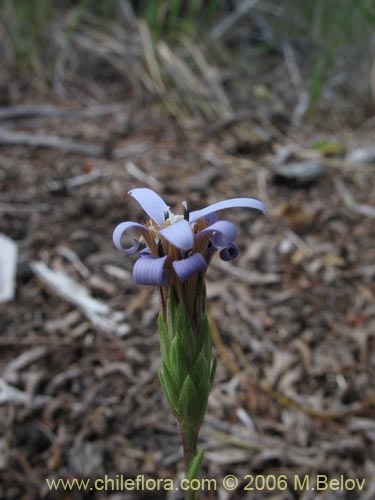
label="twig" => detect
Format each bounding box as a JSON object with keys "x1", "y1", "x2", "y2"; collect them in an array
[
  {"x1": 139, "y1": 20, "x2": 165, "y2": 94},
  {"x1": 49, "y1": 169, "x2": 103, "y2": 192},
  {"x1": 210, "y1": 315, "x2": 375, "y2": 420},
  {"x1": 57, "y1": 246, "x2": 91, "y2": 279},
  {"x1": 335, "y1": 178, "x2": 375, "y2": 218},
  {"x1": 158, "y1": 42, "x2": 206, "y2": 96},
  {"x1": 112, "y1": 143, "x2": 149, "y2": 160},
  {"x1": 0, "y1": 203, "x2": 49, "y2": 213},
  {"x1": 0, "y1": 378, "x2": 49, "y2": 407},
  {"x1": 281, "y1": 38, "x2": 309, "y2": 125},
  {"x1": 281, "y1": 39, "x2": 302, "y2": 88},
  {"x1": 125, "y1": 161, "x2": 162, "y2": 189},
  {"x1": 119, "y1": 0, "x2": 138, "y2": 29},
  {"x1": 210, "y1": 0, "x2": 259, "y2": 40},
  {"x1": 281, "y1": 224, "x2": 314, "y2": 256},
  {"x1": 30, "y1": 261, "x2": 130, "y2": 336},
  {"x1": 213, "y1": 260, "x2": 280, "y2": 285},
  {"x1": 0, "y1": 128, "x2": 104, "y2": 157},
  {"x1": 0, "y1": 234, "x2": 18, "y2": 303},
  {"x1": 4, "y1": 347, "x2": 48, "y2": 380},
  {"x1": 209, "y1": 313, "x2": 240, "y2": 376},
  {"x1": 204, "y1": 428, "x2": 262, "y2": 452},
  {"x1": 0, "y1": 103, "x2": 129, "y2": 121},
  {"x1": 232, "y1": 342, "x2": 375, "y2": 420},
  {"x1": 287, "y1": 148, "x2": 373, "y2": 172},
  {"x1": 182, "y1": 38, "x2": 232, "y2": 115},
  {"x1": 203, "y1": 111, "x2": 253, "y2": 137}
]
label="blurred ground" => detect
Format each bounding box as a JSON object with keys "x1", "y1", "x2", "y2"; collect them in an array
[{"x1": 1, "y1": 4, "x2": 375, "y2": 500}]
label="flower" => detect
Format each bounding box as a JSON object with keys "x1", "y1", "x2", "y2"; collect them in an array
[
  {"x1": 113, "y1": 188, "x2": 265, "y2": 289},
  {"x1": 113, "y1": 188, "x2": 265, "y2": 479}
]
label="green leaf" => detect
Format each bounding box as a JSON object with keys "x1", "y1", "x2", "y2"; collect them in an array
[
  {"x1": 191, "y1": 351, "x2": 210, "y2": 404},
  {"x1": 199, "y1": 313, "x2": 212, "y2": 361},
  {"x1": 178, "y1": 374, "x2": 201, "y2": 426},
  {"x1": 169, "y1": 336, "x2": 188, "y2": 388},
  {"x1": 210, "y1": 357, "x2": 217, "y2": 388},
  {"x1": 167, "y1": 288, "x2": 178, "y2": 340},
  {"x1": 313, "y1": 140, "x2": 346, "y2": 156},
  {"x1": 192, "y1": 351, "x2": 209, "y2": 383},
  {"x1": 176, "y1": 302, "x2": 196, "y2": 367},
  {"x1": 187, "y1": 449, "x2": 205, "y2": 481},
  {"x1": 158, "y1": 371, "x2": 178, "y2": 415},
  {"x1": 158, "y1": 313, "x2": 169, "y2": 364},
  {"x1": 162, "y1": 361, "x2": 179, "y2": 406}
]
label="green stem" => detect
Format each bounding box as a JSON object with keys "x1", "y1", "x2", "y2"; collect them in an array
[
  {"x1": 181, "y1": 424, "x2": 198, "y2": 470},
  {"x1": 181, "y1": 424, "x2": 199, "y2": 500}
]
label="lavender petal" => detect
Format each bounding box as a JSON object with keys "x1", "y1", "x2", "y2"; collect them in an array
[
  {"x1": 197, "y1": 220, "x2": 238, "y2": 249},
  {"x1": 173, "y1": 253, "x2": 207, "y2": 282},
  {"x1": 133, "y1": 255, "x2": 168, "y2": 286},
  {"x1": 129, "y1": 188, "x2": 169, "y2": 227},
  {"x1": 189, "y1": 197, "x2": 266, "y2": 222},
  {"x1": 159, "y1": 220, "x2": 194, "y2": 251},
  {"x1": 220, "y1": 243, "x2": 239, "y2": 261},
  {"x1": 138, "y1": 248, "x2": 153, "y2": 258},
  {"x1": 112, "y1": 221, "x2": 148, "y2": 254},
  {"x1": 204, "y1": 212, "x2": 218, "y2": 225}
]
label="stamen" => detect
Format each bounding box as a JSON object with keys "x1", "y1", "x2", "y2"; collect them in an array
[
  {"x1": 183, "y1": 201, "x2": 189, "y2": 221},
  {"x1": 181, "y1": 249, "x2": 193, "y2": 259}
]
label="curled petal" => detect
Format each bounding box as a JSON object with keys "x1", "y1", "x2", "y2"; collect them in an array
[
  {"x1": 159, "y1": 220, "x2": 194, "y2": 251},
  {"x1": 204, "y1": 212, "x2": 218, "y2": 225},
  {"x1": 133, "y1": 255, "x2": 168, "y2": 286},
  {"x1": 113, "y1": 221, "x2": 148, "y2": 254},
  {"x1": 220, "y1": 243, "x2": 239, "y2": 261},
  {"x1": 173, "y1": 253, "x2": 207, "y2": 282},
  {"x1": 138, "y1": 248, "x2": 152, "y2": 258},
  {"x1": 129, "y1": 188, "x2": 169, "y2": 227},
  {"x1": 197, "y1": 220, "x2": 238, "y2": 249},
  {"x1": 189, "y1": 197, "x2": 266, "y2": 222}
]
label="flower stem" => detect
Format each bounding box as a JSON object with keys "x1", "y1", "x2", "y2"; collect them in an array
[
  {"x1": 181, "y1": 424, "x2": 199, "y2": 500},
  {"x1": 181, "y1": 424, "x2": 198, "y2": 471}
]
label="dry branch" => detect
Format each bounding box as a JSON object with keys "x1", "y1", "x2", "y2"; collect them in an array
[
  {"x1": 0, "y1": 378, "x2": 49, "y2": 407},
  {"x1": 335, "y1": 178, "x2": 375, "y2": 218},
  {"x1": 210, "y1": 0, "x2": 259, "y2": 40},
  {"x1": 0, "y1": 127, "x2": 104, "y2": 156},
  {"x1": 30, "y1": 261, "x2": 130, "y2": 336},
  {"x1": 0, "y1": 234, "x2": 18, "y2": 303},
  {"x1": 125, "y1": 161, "x2": 162, "y2": 189},
  {"x1": 0, "y1": 103, "x2": 129, "y2": 121}
]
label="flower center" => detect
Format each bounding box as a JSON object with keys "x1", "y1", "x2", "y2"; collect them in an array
[{"x1": 166, "y1": 213, "x2": 184, "y2": 224}]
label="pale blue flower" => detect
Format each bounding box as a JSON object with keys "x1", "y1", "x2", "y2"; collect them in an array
[{"x1": 113, "y1": 188, "x2": 265, "y2": 286}]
